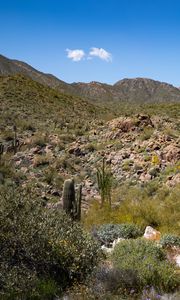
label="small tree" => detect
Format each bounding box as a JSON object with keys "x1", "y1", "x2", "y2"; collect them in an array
[{"x1": 97, "y1": 157, "x2": 113, "y2": 208}]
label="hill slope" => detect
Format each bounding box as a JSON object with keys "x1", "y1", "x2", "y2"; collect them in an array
[
  {"x1": 0, "y1": 74, "x2": 107, "y2": 136},
  {"x1": 0, "y1": 54, "x2": 75, "y2": 94}
]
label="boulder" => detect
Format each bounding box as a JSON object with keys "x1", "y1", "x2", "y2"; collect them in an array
[
  {"x1": 135, "y1": 114, "x2": 154, "y2": 128},
  {"x1": 175, "y1": 255, "x2": 180, "y2": 267},
  {"x1": 112, "y1": 238, "x2": 125, "y2": 249},
  {"x1": 166, "y1": 173, "x2": 180, "y2": 187},
  {"x1": 163, "y1": 145, "x2": 180, "y2": 162},
  {"x1": 139, "y1": 173, "x2": 152, "y2": 182},
  {"x1": 143, "y1": 226, "x2": 161, "y2": 241},
  {"x1": 101, "y1": 238, "x2": 125, "y2": 254},
  {"x1": 68, "y1": 145, "x2": 84, "y2": 156}
]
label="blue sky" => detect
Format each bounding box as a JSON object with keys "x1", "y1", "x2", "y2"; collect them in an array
[{"x1": 1, "y1": 0, "x2": 180, "y2": 86}]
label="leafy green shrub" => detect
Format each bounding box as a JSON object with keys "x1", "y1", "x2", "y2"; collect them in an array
[
  {"x1": 0, "y1": 185, "x2": 100, "y2": 298},
  {"x1": 96, "y1": 223, "x2": 143, "y2": 246},
  {"x1": 112, "y1": 238, "x2": 179, "y2": 293},
  {"x1": 160, "y1": 234, "x2": 180, "y2": 248}
]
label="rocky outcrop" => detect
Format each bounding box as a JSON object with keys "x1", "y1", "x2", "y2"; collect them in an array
[{"x1": 143, "y1": 226, "x2": 161, "y2": 241}]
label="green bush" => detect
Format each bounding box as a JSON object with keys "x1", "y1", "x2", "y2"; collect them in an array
[
  {"x1": 96, "y1": 223, "x2": 143, "y2": 246},
  {"x1": 112, "y1": 238, "x2": 179, "y2": 293},
  {"x1": 0, "y1": 185, "x2": 100, "y2": 299},
  {"x1": 160, "y1": 234, "x2": 180, "y2": 248}
]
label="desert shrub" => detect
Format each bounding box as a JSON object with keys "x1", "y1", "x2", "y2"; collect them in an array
[
  {"x1": 84, "y1": 143, "x2": 97, "y2": 152},
  {"x1": 151, "y1": 154, "x2": 161, "y2": 166},
  {"x1": 33, "y1": 153, "x2": 52, "y2": 167},
  {"x1": 0, "y1": 156, "x2": 14, "y2": 182},
  {"x1": 43, "y1": 166, "x2": 57, "y2": 184},
  {"x1": 160, "y1": 234, "x2": 180, "y2": 248},
  {"x1": 96, "y1": 223, "x2": 143, "y2": 246},
  {"x1": 92, "y1": 265, "x2": 139, "y2": 295},
  {"x1": 139, "y1": 127, "x2": 154, "y2": 141},
  {"x1": 31, "y1": 133, "x2": 48, "y2": 147},
  {"x1": 141, "y1": 287, "x2": 180, "y2": 300},
  {"x1": 0, "y1": 185, "x2": 100, "y2": 299},
  {"x1": 118, "y1": 183, "x2": 179, "y2": 233},
  {"x1": 59, "y1": 133, "x2": 75, "y2": 143},
  {"x1": 112, "y1": 238, "x2": 179, "y2": 293},
  {"x1": 83, "y1": 201, "x2": 115, "y2": 230},
  {"x1": 83, "y1": 183, "x2": 159, "y2": 230},
  {"x1": 83, "y1": 183, "x2": 180, "y2": 235}
]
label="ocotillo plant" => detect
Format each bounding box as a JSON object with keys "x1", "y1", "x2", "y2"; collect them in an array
[
  {"x1": 62, "y1": 179, "x2": 82, "y2": 221},
  {"x1": 97, "y1": 157, "x2": 112, "y2": 208}
]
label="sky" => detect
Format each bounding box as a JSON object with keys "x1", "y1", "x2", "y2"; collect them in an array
[{"x1": 1, "y1": 0, "x2": 180, "y2": 86}]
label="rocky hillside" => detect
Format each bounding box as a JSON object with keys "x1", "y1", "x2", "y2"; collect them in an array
[
  {"x1": 0, "y1": 74, "x2": 179, "y2": 210},
  {"x1": 1, "y1": 54, "x2": 180, "y2": 103}
]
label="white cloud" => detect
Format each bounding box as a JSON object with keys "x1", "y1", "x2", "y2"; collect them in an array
[
  {"x1": 66, "y1": 48, "x2": 85, "y2": 62},
  {"x1": 89, "y1": 47, "x2": 112, "y2": 62}
]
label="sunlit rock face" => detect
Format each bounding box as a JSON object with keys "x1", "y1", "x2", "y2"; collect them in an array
[{"x1": 143, "y1": 226, "x2": 161, "y2": 241}]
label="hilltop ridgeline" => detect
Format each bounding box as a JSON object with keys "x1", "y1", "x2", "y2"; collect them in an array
[{"x1": 1, "y1": 54, "x2": 180, "y2": 103}]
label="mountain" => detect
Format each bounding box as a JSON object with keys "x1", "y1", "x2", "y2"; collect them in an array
[
  {"x1": 0, "y1": 54, "x2": 76, "y2": 95},
  {"x1": 1, "y1": 54, "x2": 180, "y2": 103},
  {"x1": 113, "y1": 78, "x2": 180, "y2": 102},
  {"x1": 72, "y1": 78, "x2": 180, "y2": 103}
]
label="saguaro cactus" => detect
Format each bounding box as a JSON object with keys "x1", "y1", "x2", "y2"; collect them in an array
[
  {"x1": 62, "y1": 179, "x2": 82, "y2": 220},
  {"x1": 12, "y1": 125, "x2": 19, "y2": 154},
  {"x1": 62, "y1": 179, "x2": 75, "y2": 216},
  {"x1": 0, "y1": 143, "x2": 4, "y2": 163},
  {"x1": 76, "y1": 183, "x2": 82, "y2": 221}
]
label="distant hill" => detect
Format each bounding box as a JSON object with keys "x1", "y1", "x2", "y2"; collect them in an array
[
  {"x1": 72, "y1": 78, "x2": 180, "y2": 103},
  {"x1": 1, "y1": 54, "x2": 180, "y2": 103}
]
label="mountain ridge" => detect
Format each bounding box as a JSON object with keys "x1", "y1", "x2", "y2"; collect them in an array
[{"x1": 1, "y1": 53, "x2": 180, "y2": 103}]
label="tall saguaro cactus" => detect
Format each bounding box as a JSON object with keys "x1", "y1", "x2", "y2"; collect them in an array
[
  {"x1": 0, "y1": 143, "x2": 4, "y2": 163},
  {"x1": 62, "y1": 179, "x2": 82, "y2": 221},
  {"x1": 12, "y1": 125, "x2": 19, "y2": 154},
  {"x1": 62, "y1": 179, "x2": 75, "y2": 216},
  {"x1": 76, "y1": 183, "x2": 82, "y2": 221}
]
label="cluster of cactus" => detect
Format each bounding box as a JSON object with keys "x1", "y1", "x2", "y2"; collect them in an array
[
  {"x1": 97, "y1": 157, "x2": 112, "y2": 208},
  {"x1": 0, "y1": 143, "x2": 4, "y2": 163},
  {"x1": 62, "y1": 179, "x2": 82, "y2": 221}
]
